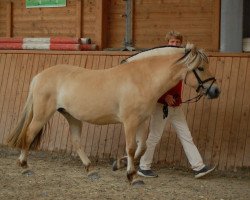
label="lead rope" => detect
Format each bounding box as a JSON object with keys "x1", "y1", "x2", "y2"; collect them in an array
[{"x1": 162, "y1": 94, "x2": 203, "y2": 119}]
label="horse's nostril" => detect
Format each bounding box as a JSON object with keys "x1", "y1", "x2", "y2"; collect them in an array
[
  {"x1": 211, "y1": 88, "x2": 220, "y2": 98},
  {"x1": 215, "y1": 88, "x2": 220, "y2": 96}
]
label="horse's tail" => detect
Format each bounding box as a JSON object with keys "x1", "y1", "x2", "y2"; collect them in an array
[{"x1": 7, "y1": 79, "x2": 43, "y2": 150}]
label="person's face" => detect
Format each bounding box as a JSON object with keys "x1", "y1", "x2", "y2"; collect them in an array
[{"x1": 168, "y1": 38, "x2": 182, "y2": 47}]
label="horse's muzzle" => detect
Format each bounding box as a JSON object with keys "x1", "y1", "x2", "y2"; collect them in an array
[{"x1": 207, "y1": 86, "x2": 220, "y2": 99}]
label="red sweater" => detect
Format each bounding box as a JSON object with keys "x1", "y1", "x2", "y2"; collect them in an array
[{"x1": 157, "y1": 81, "x2": 182, "y2": 107}]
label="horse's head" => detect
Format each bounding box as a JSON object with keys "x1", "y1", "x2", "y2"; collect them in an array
[{"x1": 180, "y1": 43, "x2": 220, "y2": 99}]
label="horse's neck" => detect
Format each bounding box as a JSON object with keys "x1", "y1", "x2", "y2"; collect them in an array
[{"x1": 146, "y1": 55, "x2": 187, "y2": 98}]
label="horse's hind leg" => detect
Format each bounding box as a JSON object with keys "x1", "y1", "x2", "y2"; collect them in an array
[
  {"x1": 18, "y1": 98, "x2": 56, "y2": 168},
  {"x1": 18, "y1": 119, "x2": 49, "y2": 167},
  {"x1": 61, "y1": 112, "x2": 92, "y2": 172}
]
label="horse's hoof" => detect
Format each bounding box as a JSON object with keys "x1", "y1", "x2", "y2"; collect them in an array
[
  {"x1": 87, "y1": 171, "x2": 100, "y2": 181},
  {"x1": 131, "y1": 179, "x2": 145, "y2": 187},
  {"x1": 112, "y1": 160, "x2": 118, "y2": 171},
  {"x1": 17, "y1": 160, "x2": 28, "y2": 168}
]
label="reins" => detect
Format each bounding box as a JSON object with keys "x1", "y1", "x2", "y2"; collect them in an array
[{"x1": 181, "y1": 93, "x2": 203, "y2": 104}]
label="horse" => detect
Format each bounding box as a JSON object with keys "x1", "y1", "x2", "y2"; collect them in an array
[
  {"x1": 7, "y1": 43, "x2": 220, "y2": 186},
  {"x1": 112, "y1": 44, "x2": 220, "y2": 173}
]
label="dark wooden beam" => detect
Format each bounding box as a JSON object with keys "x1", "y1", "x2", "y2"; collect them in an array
[
  {"x1": 95, "y1": 0, "x2": 108, "y2": 50},
  {"x1": 6, "y1": 1, "x2": 12, "y2": 37},
  {"x1": 76, "y1": 0, "x2": 82, "y2": 38}
]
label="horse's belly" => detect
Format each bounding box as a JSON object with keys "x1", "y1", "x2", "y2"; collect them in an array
[
  {"x1": 63, "y1": 104, "x2": 121, "y2": 125},
  {"x1": 83, "y1": 114, "x2": 120, "y2": 125}
]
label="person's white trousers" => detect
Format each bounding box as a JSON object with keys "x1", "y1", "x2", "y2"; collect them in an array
[{"x1": 139, "y1": 103, "x2": 205, "y2": 171}]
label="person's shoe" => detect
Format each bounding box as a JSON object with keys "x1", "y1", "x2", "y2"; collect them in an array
[
  {"x1": 137, "y1": 167, "x2": 158, "y2": 178},
  {"x1": 194, "y1": 165, "x2": 216, "y2": 179}
]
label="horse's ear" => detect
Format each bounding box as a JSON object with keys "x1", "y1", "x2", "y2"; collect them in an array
[
  {"x1": 121, "y1": 59, "x2": 127, "y2": 64},
  {"x1": 185, "y1": 43, "x2": 196, "y2": 54}
]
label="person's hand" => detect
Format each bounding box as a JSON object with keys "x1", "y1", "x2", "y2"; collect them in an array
[{"x1": 165, "y1": 95, "x2": 175, "y2": 106}]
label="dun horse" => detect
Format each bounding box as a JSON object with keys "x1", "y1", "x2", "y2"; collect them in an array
[{"x1": 7, "y1": 44, "x2": 220, "y2": 186}]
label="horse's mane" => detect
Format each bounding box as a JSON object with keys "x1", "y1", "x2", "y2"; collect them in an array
[
  {"x1": 122, "y1": 45, "x2": 185, "y2": 63},
  {"x1": 123, "y1": 43, "x2": 208, "y2": 71},
  {"x1": 176, "y1": 43, "x2": 208, "y2": 70}
]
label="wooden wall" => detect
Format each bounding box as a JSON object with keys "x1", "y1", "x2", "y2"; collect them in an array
[
  {"x1": 0, "y1": 0, "x2": 220, "y2": 51},
  {"x1": 108, "y1": 0, "x2": 220, "y2": 51},
  {"x1": 0, "y1": 50, "x2": 249, "y2": 171}
]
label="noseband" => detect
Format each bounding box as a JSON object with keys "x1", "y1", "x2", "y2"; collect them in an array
[
  {"x1": 192, "y1": 69, "x2": 216, "y2": 95},
  {"x1": 182, "y1": 68, "x2": 216, "y2": 104}
]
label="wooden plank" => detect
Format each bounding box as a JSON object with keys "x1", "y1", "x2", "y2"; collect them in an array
[
  {"x1": 3, "y1": 54, "x2": 27, "y2": 143},
  {"x1": 68, "y1": 54, "x2": 76, "y2": 65},
  {"x1": 197, "y1": 57, "x2": 217, "y2": 159},
  {"x1": 73, "y1": 54, "x2": 82, "y2": 66},
  {"x1": 6, "y1": 1, "x2": 12, "y2": 37},
  {"x1": 226, "y1": 58, "x2": 247, "y2": 169},
  {"x1": 235, "y1": 58, "x2": 250, "y2": 168},
  {"x1": 218, "y1": 58, "x2": 240, "y2": 170},
  {"x1": 0, "y1": 54, "x2": 7, "y2": 143},
  {"x1": 0, "y1": 54, "x2": 18, "y2": 144},
  {"x1": 203, "y1": 57, "x2": 223, "y2": 165},
  {"x1": 243, "y1": 101, "x2": 250, "y2": 167},
  {"x1": 210, "y1": 64, "x2": 230, "y2": 169}
]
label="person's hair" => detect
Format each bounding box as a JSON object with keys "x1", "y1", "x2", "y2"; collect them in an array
[{"x1": 165, "y1": 30, "x2": 183, "y2": 43}]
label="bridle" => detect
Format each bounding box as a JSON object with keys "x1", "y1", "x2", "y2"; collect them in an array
[
  {"x1": 182, "y1": 68, "x2": 216, "y2": 103},
  {"x1": 163, "y1": 66, "x2": 217, "y2": 119}
]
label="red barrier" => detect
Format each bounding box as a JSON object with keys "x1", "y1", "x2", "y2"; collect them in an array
[
  {"x1": 50, "y1": 44, "x2": 80, "y2": 51},
  {"x1": 80, "y1": 44, "x2": 97, "y2": 51},
  {"x1": 0, "y1": 43, "x2": 23, "y2": 50},
  {"x1": 0, "y1": 37, "x2": 96, "y2": 51},
  {"x1": 0, "y1": 37, "x2": 23, "y2": 43},
  {"x1": 50, "y1": 37, "x2": 81, "y2": 44}
]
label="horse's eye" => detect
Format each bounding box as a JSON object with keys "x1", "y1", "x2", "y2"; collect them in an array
[{"x1": 197, "y1": 67, "x2": 204, "y2": 71}]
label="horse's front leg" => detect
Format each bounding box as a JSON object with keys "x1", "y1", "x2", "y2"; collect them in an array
[
  {"x1": 112, "y1": 119, "x2": 149, "y2": 171},
  {"x1": 134, "y1": 118, "x2": 149, "y2": 161},
  {"x1": 124, "y1": 120, "x2": 144, "y2": 186}
]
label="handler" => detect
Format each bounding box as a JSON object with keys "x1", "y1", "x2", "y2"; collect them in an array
[{"x1": 138, "y1": 31, "x2": 215, "y2": 179}]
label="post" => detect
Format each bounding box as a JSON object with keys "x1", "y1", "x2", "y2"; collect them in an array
[
  {"x1": 95, "y1": 0, "x2": 107, "y2": 50},
  {"x1": 124, "y1": 0, "x2": 134, "y2": 49},
  {"x1": 76, "y1": 0, "x2": 82, "y2": 38},
  {"x1": 220, "y1": 0, "x2": 243, "y2": 52},
  {"x1": 6, "y1": 1, "x2": 12, "y2": 37}
]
